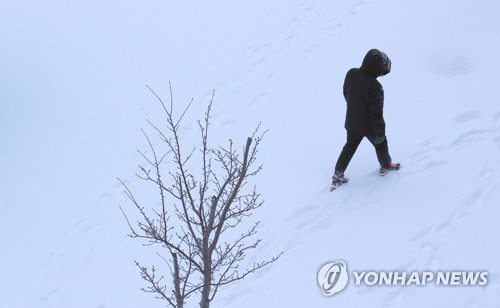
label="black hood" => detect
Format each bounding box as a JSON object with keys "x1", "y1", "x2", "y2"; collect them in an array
[{"x1": 360, "y1": 49, "x2": 391, "y2": 77}]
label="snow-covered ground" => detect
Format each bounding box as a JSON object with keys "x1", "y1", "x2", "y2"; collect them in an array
[{"x1": 2, "y1": 0, "x2": 500, "y2": 307}]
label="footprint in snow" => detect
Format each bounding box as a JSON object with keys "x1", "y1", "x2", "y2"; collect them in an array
[
  {"x1": 350, "y1": 1, "x2": 366, "y2": 15},
  {"x1": 454, "y1": 110, "x2": 481, "y2": 123},
  {"x1": 221, "y1": 119, "x2": 237, "y2": 127},
  {"x1": 448, "y1": 128, "x2": 489, "y2": 148},
  {"x1": 494, "y1": 136, "x2": 500, "y2": 147},
  {"x1": 429, "y1": 54, "x2": 473, "y2": 76}
]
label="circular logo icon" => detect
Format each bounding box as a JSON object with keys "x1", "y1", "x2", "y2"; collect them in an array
[{"x1": 317, "y1": 261, "x2": 349, "y2": 296}]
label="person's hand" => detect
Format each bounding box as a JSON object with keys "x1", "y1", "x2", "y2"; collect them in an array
[{"x1": 373, "y1": 135, "x2": 386, "y2": 144}]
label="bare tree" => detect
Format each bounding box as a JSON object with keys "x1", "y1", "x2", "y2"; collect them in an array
[{"x1": 119, "y1": 84, "x2": 281, "y2": 308}]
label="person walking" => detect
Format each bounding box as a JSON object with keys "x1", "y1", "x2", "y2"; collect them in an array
[{"x1": 331, "y1": 49, "x2": 400, "y2": 190}]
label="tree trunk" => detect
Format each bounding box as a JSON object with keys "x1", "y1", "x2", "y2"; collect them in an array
[
  {"x1": 173, "y1": 253, "x2": 183, "y2": 308},
  {"x1": 200, "y1": 232, "x2": 212, "y2": 308},
  {"x1": 200, "y1": 268, "x2": 211, "y2": 308}
]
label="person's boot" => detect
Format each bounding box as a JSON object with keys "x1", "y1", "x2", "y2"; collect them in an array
[
  {"x1": 331, "y1": 171, "x2": 349, "y2": 191},
  {"x1": 379, "y1": 162, "x2": 401, "y2": 176}
]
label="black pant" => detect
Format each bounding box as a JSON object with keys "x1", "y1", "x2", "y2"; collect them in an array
[{"x1": 335, "y1": 132, "x2": 392, "y2": 173}]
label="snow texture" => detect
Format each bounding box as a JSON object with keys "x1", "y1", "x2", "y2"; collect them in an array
[{"x1": 1, "y1": 0, "x2": 500, "y2": 307}]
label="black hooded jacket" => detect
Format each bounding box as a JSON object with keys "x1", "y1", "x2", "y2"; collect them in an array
[{"x1": 343, "y1": 49, "x2": 391, "y2": 137}]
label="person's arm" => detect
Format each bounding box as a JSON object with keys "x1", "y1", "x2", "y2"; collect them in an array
[
  {"x1": 343, "y1": 78, "x2": 347, "y2": 101},
  {"x1": 368, "y1": 81, "x2": 386, "y2": 141}
]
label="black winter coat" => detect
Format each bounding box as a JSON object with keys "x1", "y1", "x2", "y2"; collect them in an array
[{"x1": 343, "y1": 49, "x2": 391, "y2": 137}]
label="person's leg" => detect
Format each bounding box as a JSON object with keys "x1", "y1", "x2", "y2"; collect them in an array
[
  {"x1": 366, "y1": 135, "x2": 392, "y2": 168},
  {"x1": 335, "y1": 132, "x2": 364, "y2": 174}
]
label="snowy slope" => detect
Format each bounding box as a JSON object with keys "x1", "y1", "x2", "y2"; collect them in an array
[{"x1": 1, "y1": 0, "x2": 500, "y2": 307}]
